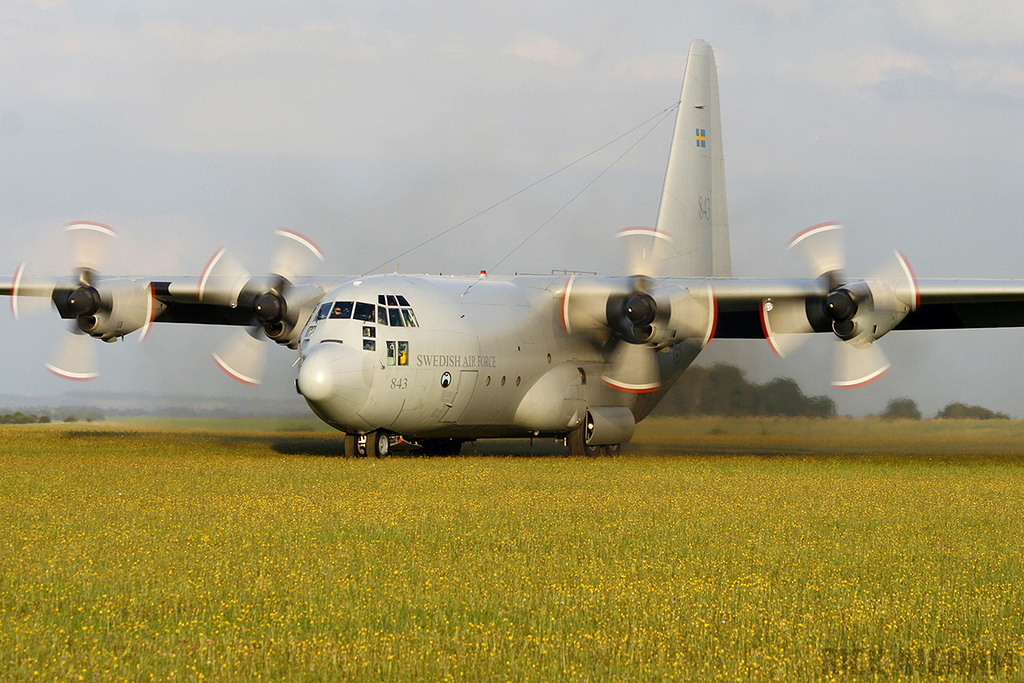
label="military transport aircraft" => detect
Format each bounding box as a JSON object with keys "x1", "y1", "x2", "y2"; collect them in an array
[{"x1": 4, "y1": 40, "x2": 1024, "y2": 456}]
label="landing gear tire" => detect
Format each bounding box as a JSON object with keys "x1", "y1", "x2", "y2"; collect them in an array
[
  {"x1": 367, "y1": 430, "x2": 390, "y2": 458},
  {"x1": 567, "y1": 421, "x2": 602, "y2": 457},
  {"x1": 344, "y1": 434, "x2": 360, "y2": 458}
]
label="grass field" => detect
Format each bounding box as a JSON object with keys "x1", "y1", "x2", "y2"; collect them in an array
[{"x1": 2, "y1": 418, "x2": 1024, "y2": 681}]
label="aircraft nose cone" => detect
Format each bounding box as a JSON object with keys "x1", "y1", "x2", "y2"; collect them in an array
[
  {"x1": 297, "y1": 346, "x2": 336, "y2": 402},
  {"x1": 297, "y1": 343, "x2": 373, "y2": 424}
]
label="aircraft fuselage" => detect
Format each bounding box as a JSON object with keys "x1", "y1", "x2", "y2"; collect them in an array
[{"x1": 295, "y1": 273, "x2": 700, "y2": 441}]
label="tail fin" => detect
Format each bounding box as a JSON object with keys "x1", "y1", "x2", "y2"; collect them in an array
[{"x1": 647, "y1": 40, "x2": 731, "y2": 278}]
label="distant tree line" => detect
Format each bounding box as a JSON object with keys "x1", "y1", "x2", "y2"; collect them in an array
[
  {"x1": 0, "y1": 408, "x2": 105, "y2": 424},
  {"x1": 654, "y1": 363, "x2": 837, "y2": 418},
  {"x1": 881, "y1": 398, "x2": 1010, "y2": 420},
  {"x1": 0, "y1": 412, "x2": 51, "y2": 424},
  {"x1": 655, "y1": 365, "x2": 1014, "y2": 420}
]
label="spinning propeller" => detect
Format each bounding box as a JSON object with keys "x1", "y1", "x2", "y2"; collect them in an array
[
  {"x1": 200, "y1": 229, "x2": 324, "y2": 386},
  {"x1": 13, "y1": 222, "x2": 155, "y2": 381},
  {"x1": 761, "y1": 222, "x2": 918, "y2": 388},
  {"x1": 562, "y1": 227, "x2": 716, "y2": 394}
]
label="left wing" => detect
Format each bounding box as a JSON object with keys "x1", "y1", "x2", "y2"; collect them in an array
[{"x1": 562, "y1": 223, "x2": 1024, "y2": 390}]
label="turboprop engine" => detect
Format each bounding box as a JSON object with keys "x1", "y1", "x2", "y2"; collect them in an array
[
  {"x1": 560, "y1": 228, "x2": 716, "y2": 393},
  {"x1": 12, "y1": 222, "x2": 157, "y2": 380},
  {"x1": 761, "y1": 222, "x2": 918, "y2": 388},
  {"x1": 199, "y1": 229, "x2": 326, "y2": 386}
]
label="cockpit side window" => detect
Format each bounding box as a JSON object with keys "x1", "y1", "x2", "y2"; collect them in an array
[
  {"x1": 354, "y1": 302, "x2": 376, "y2": 322},
  {"x1": 330, "y1": 301, "x2": 353, "y2": 319},
  {"x1": 316, "y1": 302, "x2": 331, "y2": 321}
]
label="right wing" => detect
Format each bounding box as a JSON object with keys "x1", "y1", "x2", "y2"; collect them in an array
[{"x1": 0, "y1": 224, "x2": 346, "y2": 384}]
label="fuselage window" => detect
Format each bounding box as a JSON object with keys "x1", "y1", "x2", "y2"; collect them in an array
[
  {"x1": 387, "y1": 340, "x2": 410, "y2": 365},
  {"x1": 316, "y1": 303, "x2": 331, "y2": 321},
  {"x1": 388, "y1": 308, "x2": 404, "y2": 327},
  {"x1": 331, "y1": 301, "x2": 353, "y2": 319},
  {"x1": 354, "y1": 302, "x2": 375, "y2": 322},
  {"x1": 363, "y1": 339, "x2": 376, "y2": 351},
  {"x1": 401, "y1": 308, "x2": 418, "y2": 327}
]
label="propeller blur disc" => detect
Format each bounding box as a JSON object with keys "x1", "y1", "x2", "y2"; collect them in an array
[
  {"x1": 45, "y1": 326, "x2": 99, "y2": 381},
  {"x1": 212, "y1": 327, "x2": 268, "y2": 387},
  {"x1": 66, "y1": 221, "x2": 116, "y2": 278},
  {"x1": 760, "y1": 297, "x2": 814, "y2": 359},
  {"x1": 832, "y1": 340, "x2": 891, "y2": 390},
  {"x1": 601, "y1": 342, "x2": 661, "y2": 393},
  {"x1": 270, "y1": 229, "x2": 324, "y2": 282},
  {"x1": 198, "y1": 248, "x2": 250, "y2": 305},
  {"x1": 789, "y1": 222, "x2": 844, "y2": 283},
  {"x1": 616, "y1": 226, "x2": 672, "y2": 279},
  {"x1": 10, "y1": 262, "x2": 55, "y2": 321}
]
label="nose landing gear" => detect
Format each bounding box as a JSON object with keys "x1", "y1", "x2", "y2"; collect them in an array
[{"x1": 345, "y1": 430, "x2": 390, "y2": 458}]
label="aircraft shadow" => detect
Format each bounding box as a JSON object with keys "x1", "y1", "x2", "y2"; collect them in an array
[{"x1": 268, "y1": 436, "x2": 572, "y2": 458}]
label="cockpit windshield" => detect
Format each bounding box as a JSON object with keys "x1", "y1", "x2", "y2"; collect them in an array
[
  {"x1": 317, "y1": 296, "x2": 420, "y2": 329},
  {"x1": 330, "y1": 301, "x2": 353, "y2": 319},
  {"x1": 353, "y1": 302, "x2": 376, "y2": 322}
]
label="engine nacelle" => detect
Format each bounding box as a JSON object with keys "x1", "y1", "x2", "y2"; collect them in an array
[
  {"x1": 75, "y1": 278, "x2": 154, "y2": 341},
  {"x1": 262, "y1": 284, "x2": 328, "y2": 348},
  {"x1": 651, "y1": 284, "x2": 716, "y2": 349},
  {"x1": 830, "y1": 278, "x2": 913, "y2": 348},
  {"x1": 561, "y1": 277, "x2": 716, "y2": 350},
  {"x1": 584, "y1": 407, "x2": 636, "y2": 446},
  {"x1": 560, "y1": 276, "x2": 634, "y2": 338}
]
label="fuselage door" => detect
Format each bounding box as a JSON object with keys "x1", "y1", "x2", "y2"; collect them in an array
[{"x1": 440, "y1": 370, "x2": 478, "y2": 424}]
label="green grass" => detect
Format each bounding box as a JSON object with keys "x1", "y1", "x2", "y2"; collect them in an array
[{"x1": 2, "y1": 419, "x2": 1024, "y2": 681}]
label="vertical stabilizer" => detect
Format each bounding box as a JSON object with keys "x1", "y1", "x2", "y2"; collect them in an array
[{"x1": 647, "y1": 40, "x2": 731, "y2": 278}]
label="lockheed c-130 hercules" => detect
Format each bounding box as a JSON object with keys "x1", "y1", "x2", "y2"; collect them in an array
[{"x1": 4, "y1": 40, "x2": 1024, "y2": 456}]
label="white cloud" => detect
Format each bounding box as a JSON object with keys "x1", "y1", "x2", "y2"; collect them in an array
[
  {"x1": 792, "y1": 42, "x2": 1024, "y2": 101},
  {"x1": 504, "y1": 33, "x2": 583, "y2": 68},
  {"x1": 614, "y1": 52, "x2": 689, "y2": 82},
  {"x1": 728, "y1": 0, "x2": 817, "y2": 20},
  {"x1": 901, "y1": 0, "x2": 1024, "y2": 46},
  {"x1": 949, "y1": 56, "x2": 1024, "y2": 98},
  {"x1": 804, "y1": 45, "x2": 937, "y2": 91}
]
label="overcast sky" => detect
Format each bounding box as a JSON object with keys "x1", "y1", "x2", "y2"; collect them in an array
[{"x1": 2, "y1": 0, "x2": 1023, "y2": 417}]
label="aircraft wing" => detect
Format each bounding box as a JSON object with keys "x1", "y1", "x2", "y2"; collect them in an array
[
  {"x1": 564, "y1": 271, "x2": 1024, "y2": 391},
  {"x1": 0, "y1": 225, "x2": 351, "y2": 384},
  {"x1": 708, "y1": 278, "x2": 1024, "y2": 339}
]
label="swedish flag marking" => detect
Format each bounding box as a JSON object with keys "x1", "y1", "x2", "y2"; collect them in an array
[{"x1": 696, "y1": 128, "x2": 706, "y2": 148}]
